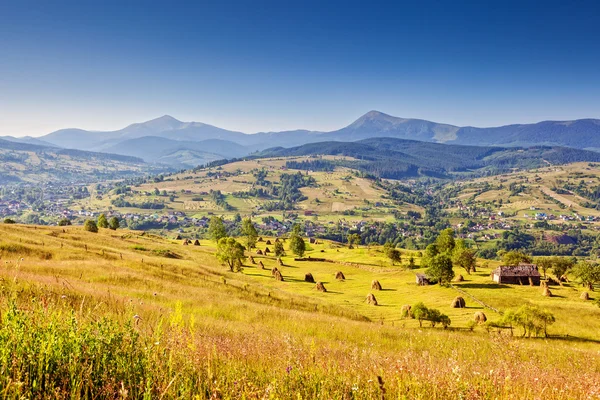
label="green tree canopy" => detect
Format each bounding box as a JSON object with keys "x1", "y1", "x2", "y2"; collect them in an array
[
  {"x1": 241, "y1": 217, "x2": 258, "y2": 249},
  {"x1": 216, "y1": 237, "x2": 245, "y2": 272},
  {"x1": 435, "y1": 228, "x2": 456, "y2": 254},
  {"x1": 108, "y1": 216, "x2": 120, "y2": 230},
  {"x1": 425, "y1": 254, "x2": 454, "y2": 285},
  {"x1": 84, "y1": 220, "x2": 98, "y2": 233},
  {"x1": 502, "y1": 251, "x2": 532, "y2": 267},
  {"x1": 452, "y1": 240, "x2": 476, "y2": 274},
  {"x1": 274, "y1": 241, "x2": 285, "y2": 257},
  {"x1": 97, "y1": 214, "x2": 109, "y2": 229},
  {"x1": 573, "y1": 260, "x2": 600, "y2": 291},
  {"x1": 208, "y1": 216, "x2": 227, "y2": 241},
  {"x1": 289, "y1": 231, "x2": 306, "y2": 257}
]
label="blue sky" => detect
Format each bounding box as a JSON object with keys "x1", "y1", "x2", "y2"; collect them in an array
[{"x1": 1, "y1": 0, "x2": 599, "y2": 137}]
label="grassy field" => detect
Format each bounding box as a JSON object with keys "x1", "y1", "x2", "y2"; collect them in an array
[{"x1": 0, "y1": 223, "x2": 599, "y2": 398}]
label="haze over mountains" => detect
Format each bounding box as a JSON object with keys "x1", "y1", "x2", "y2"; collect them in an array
[{"x1": 28, "y1": 111, "x2": 600, "y2": 167}]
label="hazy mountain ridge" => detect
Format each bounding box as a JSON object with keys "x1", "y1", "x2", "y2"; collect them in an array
[{"x1": 35, "y1": 111, "x2": 600, "y2": 167}]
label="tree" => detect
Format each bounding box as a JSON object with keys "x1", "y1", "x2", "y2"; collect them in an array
[
  {"x1": 425, "y1": 254, "x2": 454, "y2": 285},
  {"x1": 3, "y1": 218, "x2": 15, "y2": 224},
  {"x1": 348, "y1": 233, "x2": 361, "y2": 248},
  {"x1": 502, "y1": 251, "x2": 532, "y2": 267},
  {"x1": 411, "y1": 302, "x2": 429, "y2": 328},
  {"x1": 383, "y1": 242, "x2": 401, "y2": 265},
  {"x1": 452, "y1": 240, "x2": 476, "y2": 275},
  {"x1": 573, "y1": 260, "x2": 600, "y2": 291},
  {"x1": 216, "y1": 237, "x2": 245, "y2": 272},
  {"x1": 84, "y1": 220, "x2": 98, "y2": 233},
  {"x1": 97, "y1": 214, "x2": 109, "y2": 229},
  {"x1": 208, "y1": 216, "x2": 227, "y2": 241},
  {"x1": 241, "y1": 217, "x2": 258, "y2": 249},
  {"x1": 503, "y1": 305, "x2": 555, "y2": 337},
  {"x1": 274, "y1": 241, "x2": 285, "y2": 257},
  {"x1": 534, "y1": 256, "x2": 553, "y2": 278},
  {"x1": 420, "y1": 243, "x2": 439, "y2": 268},
  {"x1": 289, "y1": 232, "x2": 306, "y2": 257},
  {"x1": 58, "y1": 218, "x2": 72, "y2": 226},
  {"x1": 435, "y1": 228, "x2": 455, "y2": 254},
  {"x1": 108, "y1": 216, "x2": 120, "y2": 230},
  {"x1": 551, "y1": 257, "x2": 575, "y2": 280}
]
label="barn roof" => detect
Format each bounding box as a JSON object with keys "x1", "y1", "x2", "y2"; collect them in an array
[{"x1": 492, "y1": 264, "x2": 541, "y2": 277}]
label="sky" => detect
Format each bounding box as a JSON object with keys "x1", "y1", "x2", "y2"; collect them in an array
[{"x1": 1, "y1": 0, "x2": 600, "y2": 137}]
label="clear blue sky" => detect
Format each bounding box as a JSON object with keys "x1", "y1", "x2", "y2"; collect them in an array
[{"x1": 1, "y1": 0, "x2": 599, "y2": 137}]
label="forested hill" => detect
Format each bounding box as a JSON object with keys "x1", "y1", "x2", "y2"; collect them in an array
[{"x1": 258, "y1": 138, "x2": 600, "y2": 179}]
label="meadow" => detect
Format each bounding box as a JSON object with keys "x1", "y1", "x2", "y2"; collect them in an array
[{"x1": 0, "y1": 223, "x2": 599, "y2": 398}]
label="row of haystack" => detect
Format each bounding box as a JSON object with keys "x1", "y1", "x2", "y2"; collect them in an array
[{"x1": 182, "y1": 239, "x2": 201, "y2": 246}]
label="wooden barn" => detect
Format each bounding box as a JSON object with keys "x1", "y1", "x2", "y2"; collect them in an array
[
  {"x1": 492, "y1": 264, "x2": 541, "y2": 285},
  {"x1": 415, "y1": 273, "x2": 430, "y2": 286}
]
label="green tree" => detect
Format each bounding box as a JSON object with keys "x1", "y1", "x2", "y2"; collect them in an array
[
  {"x1": 216, "y1": 237, "x2": 245, "y2": 272},
  {"x1": 348, "y1": 233, "x2": 361, "y2": 248},
  {"x1": 208, "y1": 216, "x2": 227, "y2": 241},
  {"x1": 84, "y1": 220, "x2": 98, "y2": 233},
  {"x1": 551, "y1": 257, "x2": 575, "y2": 280},
  {"x1": 58, "y1": 218, "x2": 72, "y2": 226},
  {"x1": 534, "y1": 256, "x2": 553, "y2": 278},
  {"x1": 452, "y1": 240, "x2": 476, "y2": 274},
  {"x1": 502, "y1": 251, "x2": 532, "y2": 267},
  {"x1": 425, "y1": 254, "x2": 454, "y2": 285},
  {"x1": 3, "y1": 218, "x2": 16, "y2": 224},
  {"x1": 97, "y1": 214, "x2": 109, "y2": 229},
  {"x1": 108, "y1": 216, "x2": 120, "y2": 230},
  {"x1": 573, "y1": 260, "x2": 600, "y2": 291},
  {"x1": 274, "y1": 241, "x2": 285, "y2": 257},
  {"x1": 241, "y1": 217, "x2": 258, "y2": 249},
  {"x1": 503, "y1": 305, "x2": 555, "y2": 337},
  {"x1": 289, "y1": 232, "x2": 306, "y2": 257},
  {"x1": 435, "y1": 228, "x2": 456, "y2": 254},
  {"x1": 384, "y1": 242, "x2": 401, "y2": 265},
  {"x1": 411, "y1": 302, "x2": 429, "y2": 328},
  {"x1": 420, "y1": 243, "x2": 439, "y2": 268}
]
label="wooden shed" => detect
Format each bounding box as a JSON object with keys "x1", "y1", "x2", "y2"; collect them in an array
[{"x1": 492, "y1": 264, "x2": 541, "y2": 286}]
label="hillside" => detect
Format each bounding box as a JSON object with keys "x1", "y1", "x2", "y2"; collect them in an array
[
  {"x1": 0, "y1": 223, "x2": 598, "y2": 397},
  {"x1": 0, "y1": 138, "x2": 162, "y2": 183},
  {"x1": 258, "y1": 138, "x2": 600, "y2": 179}
]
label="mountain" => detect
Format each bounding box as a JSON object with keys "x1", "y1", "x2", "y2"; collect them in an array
[
  {"x1": 101, "y1": 136, "x2": 249, "y2": 166},
  {"x1": 258, "y1": 137, "x2": 600, "y2": 179},
  {"x1": 33, "y1": 111, "x2": 600, "y2": 168},
  {"x1": 0, "y1": 135, "x2": 60, "y2": 147}
]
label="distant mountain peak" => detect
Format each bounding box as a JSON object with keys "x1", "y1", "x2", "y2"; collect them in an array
[{"x1": 362, "y1": 110, "x2": 393, "y2": 119}]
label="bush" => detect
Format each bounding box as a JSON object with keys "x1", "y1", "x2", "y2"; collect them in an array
[
  {"x1": 84, "y1": 220, "x2": 98, "y2": 233},
  {"x1": 58, "y1": 218, "x2": 72, "y2": 226},
  {"x1": 3, "y1": 218, "x2": 15, "y2": 224}
]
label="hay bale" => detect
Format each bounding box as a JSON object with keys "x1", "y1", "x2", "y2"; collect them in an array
[
  {"x1": 451, "y1": 297, "x2": 466, "y2": 308},
  {"x1": 547, "y1": 277, "x2": 559, "y2": 286},
  {"x1": 581, "y1": 291, "x2": 590, "y2": 300},
  {"x1": 265, "y1": 247, "x2": 271, "y2": 253},
  {"x1": 193, "y1": 239, "x2": 200, "y2": 246},
  {"x1": 542, "y1": 287, "x2": 553, "y2": 297},
  {"x1": 275, "y1": 238, "x2": 280, "y2": 243},
  {"x1": 258, "y1": 237, "x2": 264, "y2": 242},
  {"x1": 304, "y1": 273, "x2": 315, "y2": 283},
  {"x1": 560, "y1": 275, "x2": 569, "y2": 283},
  {"x1": 454, "y1": 274, "x2": 464, "y2": 282},
  {"x1": 266, "y1": 240, "x2": 272, "y2": 245},
  {"x1": 335, "y1": 271, "x2": 345, "y2": 280},
  {"x1": 271, "y1": 267, "x2": 278, "y2": 276},
  {"x1": 175, "y1": 235, "x2": 182, "y2": 240},
  {"x1": 256, "y1": 249, "x2": 263, "y2": 255},
  {"x1": 259, "y1": 261, "x2": 265, "y2": 270},
  {"x1": 277, "y1": 257, "x2": 283, "y2": 266},
  {"x1": 371, "y1": 280, "x2": 382, "y2": 291},
  {"x1": 474, "y1": 311, "x2": 487, "y2": 324},
  {"x1": 315, "y1": 281, "x2": 327, "y2": 292},
  {"x1": 366, "y1": 293, "x2": 378, "y2": 306},
  {"x1": 249, "y1": 256, "x2": 256, "y2": 264},
  {"x1": 183, "y1": 239, "x2": 190, "y2": 245},
  {"x1": 541, "y1": 280, "x2": 548, "y2": 288},
  {"x1": 273, "y1": 269, "x2": 284, "y2": 281},
  {"x1": 400, "y1": 304, "x2": 411, "y2": 318}
]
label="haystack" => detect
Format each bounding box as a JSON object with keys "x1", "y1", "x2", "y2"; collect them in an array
[
  {"x1": 542, "y1": 287, "x2": 553, "y2": 297},
  {"x1": 265, "y1": 247, "x2": 271, "y2": 254},
  {"x1": 259, "y1": 261, "x2": 265, "y2": 270},
  {"x1": 273, "y1": 269, "x2": 284, "y2": 281},
  {"x1": 474, "y1": 311, "x2": 487, "y2": 324},
  {"x1": 266, "y1": 240, "x2": 272, "y2": 245},
  {"x1": 315, "y1": 282, "x2": 327, "y2": 292},
  {"x1": 256, "y1": 249, "x2": 263, "y2": 255},
  {"x1": 175, "y1": 235, "x2": 182, "y2": 240},
  {"x1": 451, "y1": 296, "x2": 466, "y2": 308},
  {"x1": 547, "y1": 277, "x2": 559, "y2": 286},
  {"x1": 277, "y1": 257, "x2": 283, "y2": 266},
  {"x1": 275, "y1": 238, "x2": 280, "y2": 243},
  {"x1": 258, "y1": 237, "x2": 264, "y2": 242},
  {"x1": 183, "y1": 239, "x2": 190, "y2": 245},
  {"x1": 304, "y1": 273, "x2": 315, "y2": 283},
  {"x1": 454, "y1": 275, "x2": 464, "y2": 282},
  {"x1": 400, "y1": 304, "x2": 411, "y2": 318},
  {"x1": 366, "y1": 293, "x2": 378, "y2": 306},
  {"x1": 193, "y1": 239, "x2": 200, "y2": 246},
  {"x1": 541, "y1": 280, "x2": 548, "y2": 288},
  {"x1": 560, "y1": 275, "x2": 569, "y2": 283},
  {"x1": 581, "y1": 291, "x2": 590, "y2": 300},
  {"x1": 371, "y1": 280, "x2": 382, "y2": 291},
  {"x1": 271, "y1": 267, "x2": 279, "y2": 276},
  {"x1": 249, "y1": 256, "x2": 256, "y2": 264},
  {"x1": 335, "y1": 271, "x2": 346, "y2": 280}
]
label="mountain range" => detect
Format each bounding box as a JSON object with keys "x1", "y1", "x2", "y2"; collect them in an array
[{"x1": 24, "y1": 111, "x2": 600, "y2": 167}]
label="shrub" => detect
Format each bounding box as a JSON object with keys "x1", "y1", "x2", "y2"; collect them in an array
[
  {"x1": 3, "y1": 218, "x2": 15, "y2": 224},
  {"x1": 84, "y1": 220, "x2": 98, "y2": 233}
]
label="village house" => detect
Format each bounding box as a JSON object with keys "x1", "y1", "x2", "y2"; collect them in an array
[{"x1": 491, "y1": 264, "x2": 541, "y2": 286}]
